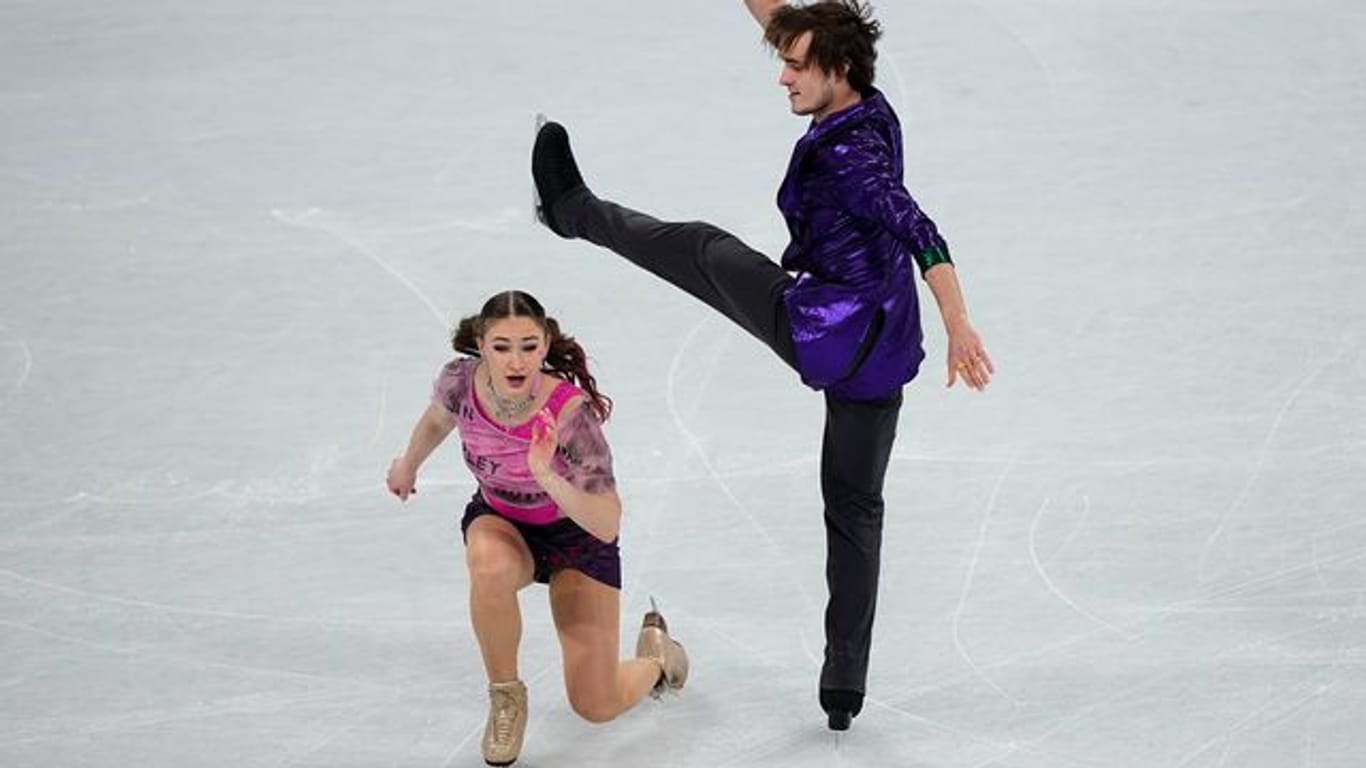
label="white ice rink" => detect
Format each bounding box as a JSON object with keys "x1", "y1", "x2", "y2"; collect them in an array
[{"x1": 3, "y1": 1, "x2": 1365, "y2": 766}]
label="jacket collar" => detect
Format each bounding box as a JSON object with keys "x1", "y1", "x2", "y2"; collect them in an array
[{"x1": 802, "y1": 87, "x2": 886, "y2": 145}]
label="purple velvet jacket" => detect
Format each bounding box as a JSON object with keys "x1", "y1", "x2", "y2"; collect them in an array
[{"x1": 778, "y1": 88, "x2": 950, "y2": 400}]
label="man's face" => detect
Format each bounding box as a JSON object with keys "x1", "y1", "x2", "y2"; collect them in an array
[{"x1": 777, "y1": 31, "x2": 849, "y2": 121}]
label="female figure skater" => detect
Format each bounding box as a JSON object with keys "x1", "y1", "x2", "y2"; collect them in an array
[{"x1": 386, "y1": 290, "x2": 687, "y2": 766}]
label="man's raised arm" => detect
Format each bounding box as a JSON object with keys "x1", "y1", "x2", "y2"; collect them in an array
[{"x1": 744, "y1": 0, "x2": 787, "y2": 28}]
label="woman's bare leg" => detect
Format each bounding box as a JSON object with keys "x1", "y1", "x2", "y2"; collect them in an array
[
  {"x1": 465, "y1": 514, "x2": 536, "y2": 682},
  {"x1": 548, "y1": 569, "x2": 660, "y2": 723}
]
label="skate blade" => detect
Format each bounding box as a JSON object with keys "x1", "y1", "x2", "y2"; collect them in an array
[
  {"x1": 643, "y1": 595, "x2": 667, "y2": 631},
  {"x1": 532, "y1": 112, "x2": 550, "y2": 225}
]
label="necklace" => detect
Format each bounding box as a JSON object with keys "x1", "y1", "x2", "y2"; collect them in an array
[{"x1": 485, "y1": 368, "x2": 539, "y2": 422}]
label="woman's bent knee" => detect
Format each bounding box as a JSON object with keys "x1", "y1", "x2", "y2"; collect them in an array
[
  {"x1": 466, "y1": 541, "x2": 527, "y2": 591},
  {"x1": 568, "y1": 691, "x2": 620, "y2": 724}
]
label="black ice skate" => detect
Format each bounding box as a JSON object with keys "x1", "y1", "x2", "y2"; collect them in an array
[
  {"x1": 820, "y1": 688, "x2": 864, "y2": 731},
  {"x1": 531, "y1": 116, "x2": 587, "y2": 238}
]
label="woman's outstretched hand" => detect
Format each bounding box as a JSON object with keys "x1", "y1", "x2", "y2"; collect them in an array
[{"x1": 387, "y1": 457, "x2": 418, "y2": 501}]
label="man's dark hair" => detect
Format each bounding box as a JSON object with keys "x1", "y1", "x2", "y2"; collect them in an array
[{"x1": 764, "y1": 1, "x2": 882, "y2": 93}]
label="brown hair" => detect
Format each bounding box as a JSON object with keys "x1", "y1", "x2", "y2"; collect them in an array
[
  {"x1": 452, "y1": 290, "x2": 613, "y2": 422},
  {"x1": 764, "y1": 1, "x2": 882, "y2": 94}
]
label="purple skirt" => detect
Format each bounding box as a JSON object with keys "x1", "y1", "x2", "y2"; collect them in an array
[{"x1": 460, "y1": 493, "x2": 622, "y2": 590}]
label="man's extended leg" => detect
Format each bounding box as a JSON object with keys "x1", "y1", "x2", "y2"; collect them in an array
[{"x1": 534, "y1": 121, "x2": 796, "y2": 368}]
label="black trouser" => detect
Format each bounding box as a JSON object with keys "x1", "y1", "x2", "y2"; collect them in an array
[
  {"x1": 818, "y1": 389, "x2": 901, "y2": 698},
  {"x1": 558, "y1": 190, "x2": 903, "y2": 698}
]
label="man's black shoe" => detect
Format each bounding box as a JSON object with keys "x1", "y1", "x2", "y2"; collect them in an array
[
  {"x1": 820, "y1": 688, "x2": 864, "y2": 732},
  {"x1": 531, "y1": 120, "x2": 587, "y2": 238}
]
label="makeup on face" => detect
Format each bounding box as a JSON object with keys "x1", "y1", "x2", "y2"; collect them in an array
[{"x1": 481, "y1": 316, "x2": 548, "y2": 393}]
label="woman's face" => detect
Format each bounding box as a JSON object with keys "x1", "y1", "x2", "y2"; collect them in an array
[{"x1": 478, "y1": 315, "x2": 548, "y2": 395}]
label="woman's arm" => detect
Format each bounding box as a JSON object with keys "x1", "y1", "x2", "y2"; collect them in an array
[
  {"x1": 532, "y1": 465, "x2": 622, "y2": 543},
  {"x1": 387, "y1": 404, "x2": 456, "y2": 500},
  {"x1": 526, "y1": 401, "x2": 622, "y2": 542}
]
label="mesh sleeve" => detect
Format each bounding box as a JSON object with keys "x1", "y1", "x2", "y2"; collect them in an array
[
  {"x1": 431, "y1": 358, "x2": 475, "y2": 421},
  {"x1": 555, "y1": 404, "x2": 616, "y2": 495}
]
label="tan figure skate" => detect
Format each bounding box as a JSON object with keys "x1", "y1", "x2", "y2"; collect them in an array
[
  {"x1": 481, "y1": 679, "x2": 527, "y2": 766},
  {"x1": 635, "y1": 597, "x2": 689, "y2": 699}
]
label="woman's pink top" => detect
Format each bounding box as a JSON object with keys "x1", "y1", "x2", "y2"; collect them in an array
[{"x1": 431, "y1": 358, "x2": 616, "y2": 525}]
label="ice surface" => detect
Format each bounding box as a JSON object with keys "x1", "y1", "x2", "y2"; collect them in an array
[{"x1": 3, "y1": 1, "x2": 1365, "y2": 766}]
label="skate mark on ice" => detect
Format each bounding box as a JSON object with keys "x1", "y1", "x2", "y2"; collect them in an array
[
  {"x1": 665, "y1": 318, "x2": 780, "y2": 555},
  {"x1": 270, "y1": 208, "x2": 447, "y2": 329},
  {"x1": 666, "y1": 317, "x2": 831, "y2": 630},
  {"x1": 1028, "y1": 496, "x2": 1130, "y2": 638},
  {"x1": 277, "y1": 692, "x2": 402, "y2": 768},
  {"x1": 2, "y1": 687, "x2": 393, "y2": 747},
  {"x1": 0, "y1": 331, "x2": 33, "y2": 406},
  {"x1": 1173, "y1": 676, "x2": 1340, "y2": 768},
  {"x1": 0, "y1": 567, "x2": 459, "y2": 629},
  {"x1": 1198, "y1": 346, "x2": 1340, "y2": 582},
  {"x1": 964, "y1": 0, "x2": 1061, "y2": 116},
  {"x1": 1186, "y1": 542, "x2": 1366, "y2": 609},
  {"x1": 0, "y1": 618, "x2": 392, "y2": 698},
  {"x1": 861, "y1": 695, "x2": 1100, "y2": 768},
  {"x1": 1029, "y1": 620, "x2": 1335, "y2": 764},
  {"x1": 1042, "y1": 490, "x2": 1092, "y2": 566},
  {"x1": 369, "y1": 370, "x2": 389, "y2": 451},
  {"x1": 951, "y1": 456, "x2": 1020, "y2": 703},
  {"x1": 893, "y1": 544, "x2": 1364, "y2": 717}
]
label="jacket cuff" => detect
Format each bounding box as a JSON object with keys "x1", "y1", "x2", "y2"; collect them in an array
[{"x1": 914, "y1": 243, "x2": 953, "y2": 275}]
